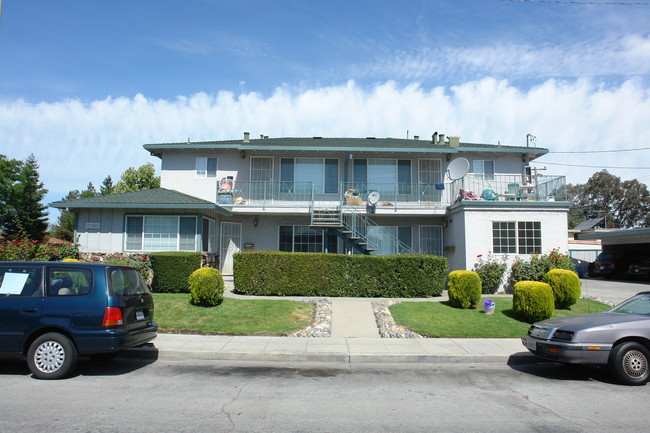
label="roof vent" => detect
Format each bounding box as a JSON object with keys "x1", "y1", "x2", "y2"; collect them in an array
[
  {"x1": 414, "y1": 135, "x2": 419, "y2": 140},
  {"x1": 313, "y1": 136, "x2": 322, "y2": 139},
  {"x1": 449, "y1": 136, "x2": 460, "y2": 147},
  {"x1": 366, "y1": 137, "x2": 376, "y2": 140},
  {"x1": 243, "y1": 132, "x2": 250, "y2": 143}
]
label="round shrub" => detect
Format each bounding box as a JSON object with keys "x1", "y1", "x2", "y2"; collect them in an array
[
  {"x1": 188, "y1": 267, "x2": 224, "y2": 307},
  {"x1": 544, "y1": 269, "x2": 581, "y2": 309},
  {"x1": 513, "y1": 281, "x2": 554, "y2": 323},
  {"x1": 447, "y1": 270, "x2": 482, "y2": 309},
  {"x1": 61, "y1": 258, "x2": 81, "y2": 262}
]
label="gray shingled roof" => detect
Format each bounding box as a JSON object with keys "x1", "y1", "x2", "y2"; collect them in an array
[
  {"x1": 144, "y1": 136, "x2": 549, "y2": 158},
  {"x1": 49, "y1": 188, "x2": 231, "y2": 215}
]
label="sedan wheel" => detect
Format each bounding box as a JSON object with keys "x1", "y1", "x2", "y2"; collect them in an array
[
  {"x1": 27, "y1": 333, "x2": 78, "y2": 380},
  {"x1": 609, "y1": 342, "x2": 650, "y2": 386}
]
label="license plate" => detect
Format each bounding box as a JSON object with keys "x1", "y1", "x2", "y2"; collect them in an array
[{"x1": 136, "y1": 310, "x2": 145, "y2": 321}]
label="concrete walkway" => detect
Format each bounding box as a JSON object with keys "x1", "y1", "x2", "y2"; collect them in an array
[{"x1": 330, "y1": 299, "x2": 379, "y2": 338}]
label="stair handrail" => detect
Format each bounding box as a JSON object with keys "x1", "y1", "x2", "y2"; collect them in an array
[{"x1": 340, "y1": 209, "x2": 415, "y2": 255}]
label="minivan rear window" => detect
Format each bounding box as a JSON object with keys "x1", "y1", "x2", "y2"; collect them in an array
[{"x1": 109, "y1": 268, "x2": 150, "y2": 296}]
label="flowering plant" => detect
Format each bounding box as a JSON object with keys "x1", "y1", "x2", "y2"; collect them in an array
[
  {"x1": 473, "y1": 253, "x2": 508, "y2": 294},
  {"x1": 508, "y1": 248, "x2": 574, "y2": 287},
  {"x1": 0, "y1": 238, "x2": 78, "y2": 262}
]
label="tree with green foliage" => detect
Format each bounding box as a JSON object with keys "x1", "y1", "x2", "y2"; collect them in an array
[
  {"x1": 113, "y1": 163, "x2": 160, "y2": 193},
  {"x1": 0, "y1": 154, "x2": 49, "y2": 240},
  {"x1": 100, "y1": 175, "x2": 114, "y2": 195},
  {"x1": 567, "y1": 170, "x2": 650, "y2": 229}
]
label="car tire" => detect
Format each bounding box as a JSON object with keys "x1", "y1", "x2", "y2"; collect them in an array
[
  {"x1": 608, "y1": 342, "x2": 650, "y2": 386},
  {"x1": 27, "y1": 333, "x2": 78, "y2": 380}
]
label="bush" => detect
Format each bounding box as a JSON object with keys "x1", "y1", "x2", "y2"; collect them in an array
[
  {"x1": 188, "y1": 267, "x2": 224, "y2": 307},
  {"x1": 513, "y1": 281, "x2": 554, "y2": 323},
  {"x1": 473, "y1": 253, "x2": 507, "y2": 294},
  {"x1": 233, "y1": 251, "x2": 448, "y2": 297},
  {"x1": 149, "y1": 252, "x2": 202, "y2": 293},
  {"x1": 544, "y1": 269, "x2": 581, "y2": 308},
  {"x1": 447, "y1": 270, "x2": 482, "y2": 309},
  {"x1": 508, "y1": 248, "x2": 574, "y2": 288},
  {"x1": 0, "y1": 238, "x2": 78, "y2": 261}
]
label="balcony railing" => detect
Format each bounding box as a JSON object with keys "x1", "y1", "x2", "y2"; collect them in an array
[
  {"x1": 450, "y1": 174, "x2": 567, "y2": 202},
  {"x1": 220, "y1": 175, "x2": 567, "y2": 207}
]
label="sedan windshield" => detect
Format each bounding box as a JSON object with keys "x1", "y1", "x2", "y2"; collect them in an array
[{"x1": 609, "y1": 293, "x2": 650, "y2": 316}]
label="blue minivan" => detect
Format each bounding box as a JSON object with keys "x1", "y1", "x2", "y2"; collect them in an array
[{"x1": 0, "y1": 261, "x2": 157, "y2": 379}]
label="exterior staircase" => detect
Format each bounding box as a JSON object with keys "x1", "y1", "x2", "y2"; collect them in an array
[{"x1": 310, "y1": 204, "x2": 414, "y2": 255}]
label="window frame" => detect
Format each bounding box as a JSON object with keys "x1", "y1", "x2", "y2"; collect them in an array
[
  {"x1": 473, "y1": 160, "x2": 495, "y2": 180},
  {"x1": 195, "y1": 157, "x2": 218, "y2": 178},
  {"x1": 279, "y1": 158, "x2": 339, "y2": 194},
  {"x1": 491, "y1": 220, "x2": 541, "y2": 254},
  {"x1": 278, "y1": 225, "x2": 338, "y2": 253},
  {"x1": 125, "y1": 215, "x2": 197, "y2": 252}
]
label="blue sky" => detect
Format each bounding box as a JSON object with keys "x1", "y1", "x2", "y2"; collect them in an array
[{"x1": 1, "y1": 0, "x2": 649, "y2": 221}]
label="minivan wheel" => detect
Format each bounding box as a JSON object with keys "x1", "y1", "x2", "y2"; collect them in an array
[
  {"x1": 27, "y1": 333, "x2": 78, "y2": 380},
  {"x1": 608, "y1": 342, "x2": 650, "y2": 386}
]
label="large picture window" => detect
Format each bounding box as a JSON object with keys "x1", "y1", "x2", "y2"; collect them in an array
[
  {"x1": 126, "y1": 216, "x2": 197, "y2": 251},
  {"x1": 492, "y1": 221, "x2": 541, "y2": 254},
  {"x1": 279, "y1": 226, "x2": 337, "y2": 253},
  {"x1": 280, "y1": 158, "x2": 338, "y2": 194},
  {"x1": 353, "y1": 159, "x2": 411, "y2": 194}
]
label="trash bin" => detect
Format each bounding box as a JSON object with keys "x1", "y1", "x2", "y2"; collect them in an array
[{"x1": 483, "y1": 299, "x2": 495, "y2": 315}]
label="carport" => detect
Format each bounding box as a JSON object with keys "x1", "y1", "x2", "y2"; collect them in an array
[{"x1": 577, "y1": 228, "x2": 650, "y2": 277}]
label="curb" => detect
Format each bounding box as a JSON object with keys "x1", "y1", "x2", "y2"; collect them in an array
[{"x1": 122, "y1": 345, "x2": 538, "y2": 366}]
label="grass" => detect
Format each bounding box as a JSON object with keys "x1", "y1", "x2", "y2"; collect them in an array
[
  {"x1": 390, "y1": 297, "x2": 611, "y2": 338},
  {"x1": 153, "y1": 293, "x2": 314, "y2": 336}
]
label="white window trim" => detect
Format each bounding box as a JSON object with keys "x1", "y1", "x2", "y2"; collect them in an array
[
  {"x1": 195, "y1": 157, "x2": 218, "y2": 178},
  {"x1": 250, "y1": 156, "x2": 274, "y2": 182},
  {"x1": 124, "y1": 215, "x2": 197, "y2": 252}
]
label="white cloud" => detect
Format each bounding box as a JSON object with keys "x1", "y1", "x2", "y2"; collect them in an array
[
  {"x1": 2, "y1": 77, "x2": 649, "y2": 220},
  {"x1": 360, "y1": 34, "x2": 650, "y2": 81}
]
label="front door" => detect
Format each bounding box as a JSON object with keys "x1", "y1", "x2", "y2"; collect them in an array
[{"x1": 220, "y1": 222, "x2": 242, "y2": 275}]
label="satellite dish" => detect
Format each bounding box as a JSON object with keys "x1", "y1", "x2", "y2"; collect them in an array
[
  {"x1": 447, "y1": 158, "x2": 470, "y2": 180},
  {"x1": 367, "y1": 191, "x2": 380, "y2": 205}
]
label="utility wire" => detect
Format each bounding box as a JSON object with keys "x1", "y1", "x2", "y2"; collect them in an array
[
  {"x1": 501, "y1": 0, "x2": 649, "y2": 5},
  {"x1": 550, "y1": 147, "x2": 650, "y2": 154},
  {"x1": 533, "y1": 161, "x2": 650, "y2": 169}
]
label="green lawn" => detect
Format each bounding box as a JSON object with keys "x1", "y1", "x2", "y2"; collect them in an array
[
  {"x1": 153, "y1": 293, "x2": 314, "y2": 336},
  {"x1": 390, "y1": 297, "x2": 611, "y2": 338}
]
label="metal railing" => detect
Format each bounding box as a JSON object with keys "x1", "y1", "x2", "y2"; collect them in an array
[
  {"x1": 221, "y1": 175, "x2": 567, "y2": 207},
  {"x1": 450, "y1": 174, "x2": 567, "y2": 202},
  {"x1": 340, "y1": 209, "x2": 415, "y2": 255},
  {"x1": 220, "y1": 181, "x2": 315, "y2": 207}
]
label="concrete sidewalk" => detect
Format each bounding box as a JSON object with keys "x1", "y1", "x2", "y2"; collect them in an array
[{"x1": 130, "y1": 334, "x2": 534, "y2": 365}]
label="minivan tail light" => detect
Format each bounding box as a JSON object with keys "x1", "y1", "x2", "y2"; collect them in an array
[{"x1": 102, "y1": 307, "x2": 123, "y2": 327}]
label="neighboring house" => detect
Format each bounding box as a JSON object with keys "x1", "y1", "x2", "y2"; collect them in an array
[{"x1": 50, "y1": 133, "x2": 571, "y2": 275}]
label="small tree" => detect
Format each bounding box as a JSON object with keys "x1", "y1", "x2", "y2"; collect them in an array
[{"x1": 113, "y1": 163, "x2": 160, "y2": 193}]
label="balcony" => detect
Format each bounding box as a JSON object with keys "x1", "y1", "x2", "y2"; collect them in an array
[{"x1": 218, "y1": 175, "x2": 567, "y2": 209}]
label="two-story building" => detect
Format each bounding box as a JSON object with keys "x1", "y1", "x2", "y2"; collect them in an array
[{"x1": 51, "y1": 133, "x2": 570, "y2": 276}]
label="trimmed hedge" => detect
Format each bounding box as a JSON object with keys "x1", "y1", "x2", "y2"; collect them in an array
[
  {"x1": 544, "y1": 269, "x2": 581, "y2": 309},
  {"x1": 513, "y1": 281, "x2": 554, "y2": 323},
  {"x1": 233, "y1": 251, "x2": 448, "y2": 297},
  {"x1": 447, "y1": 270, "x2": 482, "y2": 309},
  {"x1": 149, "y1": 252, "x2": 202, "y2": 293},
  {"x1": 189, "y1": 267, "x2": 224, "y2": 307}
]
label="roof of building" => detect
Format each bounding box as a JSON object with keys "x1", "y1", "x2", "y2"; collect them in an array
[
  {"x1": 49, "y1": 188, "x2": 232, "y2": 216},
  {"x1": 573, "y1": 217, "x2": 606, "y2": 231},
  {"x1": 144, "y1": 136, "x2": 549, "y2": 159}
]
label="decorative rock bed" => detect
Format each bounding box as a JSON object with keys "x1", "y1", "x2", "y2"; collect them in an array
[
  {"x1": 287, "y1": 298, "x2": 333, "y2": 337},
  {"x1": 372, "y1": 301, "x2": 423, "y2": 338}
]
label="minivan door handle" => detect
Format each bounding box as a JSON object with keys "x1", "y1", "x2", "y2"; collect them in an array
[{"x1": 22, "y1": 308, "x2": 39, "y2": 313}]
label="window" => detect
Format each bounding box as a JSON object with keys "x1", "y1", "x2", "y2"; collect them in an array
[
  {"x1": 126, "y1": 216, "x2": 196, "y2": 251},
  {"x1": 202, "y1": 217, "x2": 216, "y2": 252},
  {"x1": 279, "y1": 226, "x2": 337, "y2": 253},
  {"x1": 280, "y1": 158, "x2": 338, "y2": 194},
  {"x1": 492, "y1": 221, "x2": 541, "y2": 254},
  {"x1": 473, "y1": 160, "x2": 495, "y2": 180},
  {"x1": 110, "y1": 268, "x2": 149, "y2": 296},
  {"x1": 354, "y1": 159, "x2": 411, "y2": 194},
  {"x1": 366, "y1": 226, "x2": 412, "y2": 254},
  {"x1": 48, "y1": 268, "x2": 93, "y2": 296},
  {"x1": 196, "y1": 157, "x2": 217, "y2": 178},
  {"x1": 0, "y1": 266, "x2": 42, "y2": 297}
]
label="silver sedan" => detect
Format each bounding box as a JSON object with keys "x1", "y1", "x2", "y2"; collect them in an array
[{"x1": 521, "y1": 291, "x2": 650, "y2": 385}]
